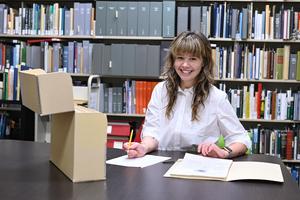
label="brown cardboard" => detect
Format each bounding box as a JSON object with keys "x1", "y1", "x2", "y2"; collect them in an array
[
  {"x1": 19, "y1": 69, "x2": 74, "y2": 116},
  {"x1": 19, "y1": 69, "x2": 108, "y2": 182},
  {"x1": 50, "y1": 105, "x2": 107, "y2": 182}
]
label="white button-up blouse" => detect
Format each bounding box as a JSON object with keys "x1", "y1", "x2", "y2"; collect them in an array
[{"x1": 141, "y1": 81, "x2": 252, "y2": 151}]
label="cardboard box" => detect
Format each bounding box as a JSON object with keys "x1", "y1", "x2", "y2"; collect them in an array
[
  {"x1": 19, "y1": 69, "x2": 108, "y2": 182},
  {"x1": 51, "y1": 105, "x2": 107, "y2": 182},
  {"x1": 19, "y1": 69, "x2": 74, "y2": 116}
]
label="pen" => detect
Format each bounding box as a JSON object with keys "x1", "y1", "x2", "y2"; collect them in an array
[{"x1": 128, "y1": 129, "x2": 133, "y2": 147}]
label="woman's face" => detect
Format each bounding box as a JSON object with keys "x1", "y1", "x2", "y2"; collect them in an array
[{"x1": 174, "y1": 52, "x2": 202, "y2": 89}]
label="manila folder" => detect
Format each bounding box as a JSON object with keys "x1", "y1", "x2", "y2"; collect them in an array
[{"x1": 226, "y1": 161, "x2": 284, "y2": 182}]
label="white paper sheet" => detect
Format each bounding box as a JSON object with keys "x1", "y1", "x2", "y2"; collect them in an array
[
  {"x1": 106, "y1": 155, "x2": 171, "y2": 168},
  {"x1": 169, "y1": 153, "x2": 233, "y2": 179}
]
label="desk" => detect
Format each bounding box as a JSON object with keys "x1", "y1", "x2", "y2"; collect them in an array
[{"x1": 0, "y1": 140, "x2": 299, "y2": 200}]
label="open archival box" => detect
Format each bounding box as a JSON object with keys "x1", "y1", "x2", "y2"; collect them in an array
[{"x1": 164, "y1": 153, "x2": 284, "y2": 182}]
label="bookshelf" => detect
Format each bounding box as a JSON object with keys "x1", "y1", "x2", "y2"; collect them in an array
[
  {"x1": 0, "y1": 0, "x2": 299, "y2": 183},
  {"x1": 107, "y1": 113, "x2": 300, "y2": 123}
]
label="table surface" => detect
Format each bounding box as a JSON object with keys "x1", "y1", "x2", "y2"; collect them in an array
[{"x1": 0, "y1": 140, "x2": 299, "y2": 200}]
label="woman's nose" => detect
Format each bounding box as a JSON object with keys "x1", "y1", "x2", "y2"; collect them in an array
[{"x1": 181, "y1": 59, "x2": 189, "y2": 66}]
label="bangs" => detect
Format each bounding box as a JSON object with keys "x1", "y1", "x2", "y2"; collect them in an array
[{"x1": 172, "y1": 36, "x2": 202, "y2": 57}]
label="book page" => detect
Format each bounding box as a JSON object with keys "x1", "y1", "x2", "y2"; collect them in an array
[
  {"x1": 226, "y1": 161, "x2": 284, "y2": 182},
  {"x1": 165, "y1": 153, "x2": 233, "y2": 180},
  {"x1": 106, "y1": 155, "x2": 171, "y2": 168}
]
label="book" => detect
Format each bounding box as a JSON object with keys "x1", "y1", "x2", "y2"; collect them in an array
[
  {"x1": 122, "y1": 44, "x2": 135, "y2": 76},
  {"x1": 286, "y1": 129, "x2": 294, "y2": 160},
  {"x1": 176, "y1": 6, "x2": 188, "y2": 35},
  {"x1": 146, "y1": 45, "x2": 160, "y2": 76},
  {"x1": 127, "y1": 2, "x2": 138, "y2": 36},
  {"x1": 106, "y1": 2, "x2": 117, "y2": 35},
  {"x1": 117, "y1": 1, "x2": 127, "y2": 36},
  {"x1": 164, "y1": 153, "x2": 284, "y2": 182},
  {"x1": 135, "y1": 44, "x2": 147, "y2": 76},
  {"x1": 275, "y1": 47, "x2": 284, "y2": 79},
  {"x1": 162, "y1": 0, "x2": 175, "y2": 37},
  {"x1": 282, "y1": 45, "x2": 290, "y2": 80},
  {"x1": 137, "y1": 1, "x2": 150, "y2": 36},
  {"x1": 149, "y1": 2, "x2": 162, "y2": 36},
  {"x1": 190, "y1": 6, "x2": 201, "y2": 33},
  {"x1": 107, "y1": 121, "x2": 131, "y2": 138},
  {"x1": 289, "y1": 53, "x2": 297, "y2": 80},
  {"x1": 95, "y1": 1, "x2": 107, "y2": 36},
  {"x1": 297, "y1": 51, "x2": 300, "y2": 81}
]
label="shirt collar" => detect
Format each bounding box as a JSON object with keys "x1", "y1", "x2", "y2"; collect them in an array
[{"x1": 178, "y1": 86, "x2": 194, "y2": 94}]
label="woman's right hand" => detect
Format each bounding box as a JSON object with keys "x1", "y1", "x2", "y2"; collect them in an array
[{"x1": 123, "y1": 142, "x2": 148, "y2": 158}]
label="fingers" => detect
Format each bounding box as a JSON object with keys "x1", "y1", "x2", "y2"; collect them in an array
[
  {"x1": 208, "y1": 143, "x2": 214, "y2": 152},
  {"x1": 123, "y1": 142, "x2": 146, "y2": 159},
  {"x1": 123, "y1": 142, "x2": 137, "y2": 158},
  {"x1": 123, "y1": 142, "x2": 138, "y2": 150},
  {"x1": 198, "y1": 143, "x2": 219, "y2": 157},
  {"x1": 198, "y1": 143, "x2": 211, "y2": 156},
  {"x1": 127, "y1": 149, "x2": 138, "y2": 158}
]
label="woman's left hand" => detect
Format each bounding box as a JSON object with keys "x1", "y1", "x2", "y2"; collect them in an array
[{"x1": 197, "y1": 143, "x2": 228, "y2": 158}]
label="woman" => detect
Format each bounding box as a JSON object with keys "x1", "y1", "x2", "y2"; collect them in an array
[{"x1": 124, "y1": 31, "x2": 251, "y2": 159}]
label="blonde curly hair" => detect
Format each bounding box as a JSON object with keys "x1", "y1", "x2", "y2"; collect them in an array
[{"x1": 162, "y1": 31, "x2": 215, "y2": 121}]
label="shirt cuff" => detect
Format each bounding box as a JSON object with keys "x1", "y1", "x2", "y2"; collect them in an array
[{"x1": 224, "y1": 133, "x2": 252, "y2": 150}]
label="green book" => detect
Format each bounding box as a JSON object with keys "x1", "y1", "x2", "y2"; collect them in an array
[
  {"x1": 275, "y1": 48, "x2": 284, "y2": 79},
  {"x1": 296, "y1": 51, "x2": 300, "y2": 81},
  {"x1": 276, "y1": 130, "x2": 281, "y2": 157},
  {"x1": 21, "y1": 42, "x2": 26, "y2": 63}
]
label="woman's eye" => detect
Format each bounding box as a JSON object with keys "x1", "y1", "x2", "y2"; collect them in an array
[{"x1": 176, "y1": 56, "x2": 184, "y2": 60}]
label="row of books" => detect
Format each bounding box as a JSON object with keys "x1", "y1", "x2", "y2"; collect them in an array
[
  {"x1": 0, "y1": 40, "x2": 93, "y2": 74},
  {"x1": 99, "y1": 80, "x2": 159, "y2": 114},
  {"x1": 0, "y1": 2, "x2": 94, "y2": 36},
  {"x1": 219, "y1": 83, "x2": 300, "y2": 121},
  {"x1": 96, "y1": 1, "x2": 170, "y2": 37},
  {"x1": 248, "y1": 125, "x2": 300, "y2": 160},
  {"x1": 1, "y1": 65, "x2": 20, "y2": 101},
  {"x1": 95, "y1": 80, "x2": 300, "y2": 121},
  {"x1": 2, "y1": 2, "x2": 300, "y2": 40},
  {"x1": 212, "y1": 44, "x2": 300, "y2": 80},
  {"x1": 0, "y1": 1, "x2": 176, "y2": 37},
  {"x1": 92, "y1": 43, "x2": 161, "y2": 77},
  {"x1": 3, "y1": 40, "x2": 300, "y2": 81},
  {"x1": 178, "y1": 3, "x2": 300, "y2": 40},
  {"x1": 0, "y1": 63, "x2": 31, "y2": 101},
  {"x1": 0, "y1": 41, "x2": 161, "y2": 77}
]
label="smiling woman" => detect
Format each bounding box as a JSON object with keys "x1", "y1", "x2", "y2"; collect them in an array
[
  {"x1": 163, "y1": 31, "x2": 214, "y2": 121},
  {"x1": 123, "y1": 31, "x2": 251, "y2": 159}
]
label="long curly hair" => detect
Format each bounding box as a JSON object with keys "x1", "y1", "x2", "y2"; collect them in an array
[{"x1": 162, "y1": 31, "x2": 215, "y2": 121}]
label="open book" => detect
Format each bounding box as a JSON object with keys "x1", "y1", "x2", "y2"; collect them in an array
[{"x1": 164, "y1": 153, "x2": 284, "y2": 182}]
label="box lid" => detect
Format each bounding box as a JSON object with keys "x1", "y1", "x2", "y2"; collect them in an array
[{"x1": 19, "y1": 69, "x2": 75, "y2": 115}]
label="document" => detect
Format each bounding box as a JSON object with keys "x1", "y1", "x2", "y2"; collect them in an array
[
  {"x1": 164, "y1": 153, "x2": 284, "y2": 182},
  {"x1": 106, "y1": 155, "x2": 171, "y2": 168}
]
